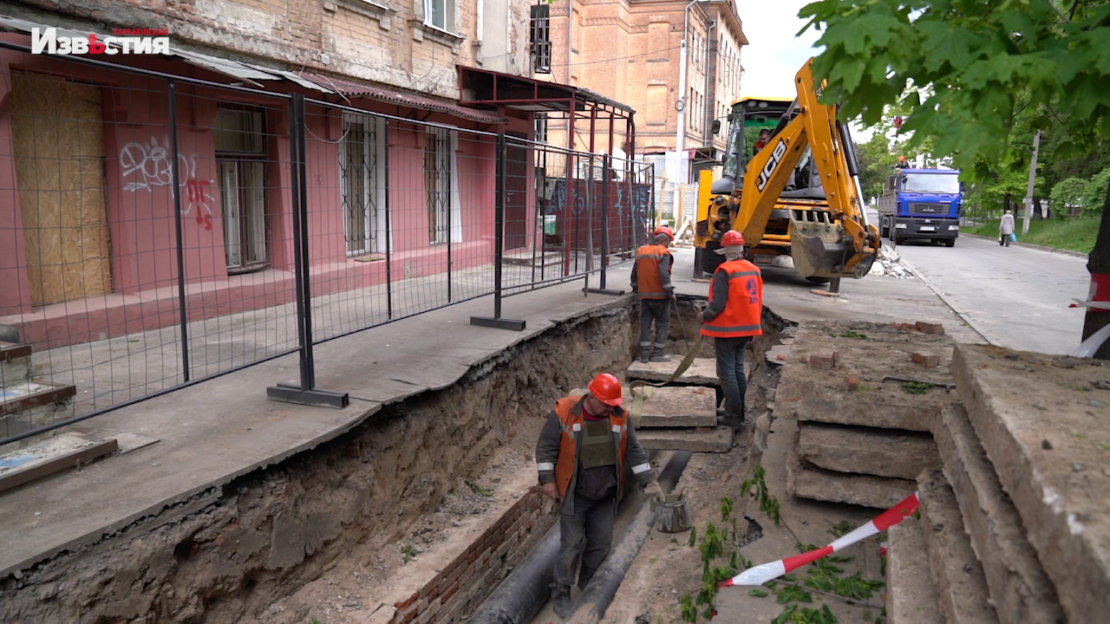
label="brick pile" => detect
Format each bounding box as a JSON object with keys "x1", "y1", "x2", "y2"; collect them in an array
[{"x1": 771, "y1": 321, "x2": 954, "y2": 509}]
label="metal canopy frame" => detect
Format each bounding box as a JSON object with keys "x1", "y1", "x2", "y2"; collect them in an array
[{"x1": 457, "y1": 66, "x2": 637, "y2": 158}]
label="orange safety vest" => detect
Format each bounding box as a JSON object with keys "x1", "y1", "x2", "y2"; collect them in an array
[
  {"x1": 634, "y1": 244, "x2": 673, "y2": 300},
  {"x1": 701, "y1": 259, "x2": 763, "y2": 338},
  {"x1": 552, "y1": 396, "x2": 631, "y2": 501}
]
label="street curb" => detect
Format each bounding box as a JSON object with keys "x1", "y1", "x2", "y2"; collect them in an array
[
  {"x1": 961, "y1": 233, "x2": 1089, "y2": 259},
  {"x1": 897, "y1": 256, "x2": 997, "y2": 347}
]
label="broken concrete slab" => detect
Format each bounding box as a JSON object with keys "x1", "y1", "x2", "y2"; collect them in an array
[
  {"x1": 917, "y1": 468, "x2": 999, "y2": 624},
  {"x1": 765, "y1": 344, "x2": 792, "y2": 365},
  {"x1": 887, "y1": 517, "x2": 944, "y2": 624},
  {"x1": 636, "y1": 426, "x2": 733, "y2": 453},
  {"x1": 626, "y1": 358, "x2": 738, "y2": 386},
  {"x1": 797, "y1": 422, "x2": 939, "y2": 480},
  {"x1": 0, "y1": 433, "x2": 118, "y2": 494},
  {"x1": 953, "y1": 343, "x2": 1110, "y2": 624},
  {"x1": 785, "y1": 449, "x2": 917, "y2": 509},
  {"x1": 623, "y1": 386, "x2": 716, "y2": 428},
  {"x1": 773, "y1": 321, "x2": 956, "y2": 431},
  {"x1": 934, "y1": 404, "x2": 1065, "y2": 624}
]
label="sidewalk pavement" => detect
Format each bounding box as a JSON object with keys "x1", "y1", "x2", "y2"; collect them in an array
[{"x1": 0, "y1": 247, "x2": 978, "y2": 577}]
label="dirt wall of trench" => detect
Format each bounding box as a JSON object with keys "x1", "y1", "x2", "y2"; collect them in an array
[{"x1": 0, "y1": 304, "x2": 637, "y2": 624}]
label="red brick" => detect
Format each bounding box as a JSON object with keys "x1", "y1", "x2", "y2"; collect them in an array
[
  {"x1": 808, "y1": 353, "x2": 838, "y2": 369},
  {"x1": 911, "y1": 352, "x2": 941, "y2": 368},
  {"x1": 915, "y1": 321, "x2": 945, "y2": 335},
  {"x1": 840, "y1": 376, "x2": 859, "y2": 391},
  {"x1": 394, "y1": 593, "x2": 418, "y2": 611},
  {"x1": 441, "y1": 580, "x2": 461, "y2": 603}
]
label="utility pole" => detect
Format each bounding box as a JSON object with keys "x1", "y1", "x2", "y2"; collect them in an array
[{"x1": 1023, "y1": 129, "x2": 1042, "y2": 235}]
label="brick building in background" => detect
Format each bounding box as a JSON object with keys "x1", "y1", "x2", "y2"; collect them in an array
[{"x1": 531, "y1": 0, "x2": 746, "y2": 184}]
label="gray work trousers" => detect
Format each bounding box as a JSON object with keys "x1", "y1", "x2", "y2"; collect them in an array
[
  {"x1": 716, "y1": 336, "x2": 751, "y2": 421},
  {"x1": 639, "y1": 298, "x2": 671, "y2": 352},
  {"x1": 555, "y1": 493, "x2": 617, "y2": 590}
]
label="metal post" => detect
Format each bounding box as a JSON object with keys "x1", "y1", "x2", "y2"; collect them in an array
[
  {"x1": 167, "y1": 80, "x2": 191, "y2": 383},
  {"x1": 564, "y1": 151, "x2": 574, "y2": 276},
  {"x1": 384, "y1": 120, "x2": 393, "y2": 319},
  {"x1": 587, "y1": 154, "x2": 624, "y2": 296},
  {"x1": 447, "y1": 131, "x2": 453, "y2": 303},
  {"x1": 267, "y1": 95, "x2": 349, "y2": 407},
  {"x1": 471, "y1": 133, "x2": 525, "y2": 330}
]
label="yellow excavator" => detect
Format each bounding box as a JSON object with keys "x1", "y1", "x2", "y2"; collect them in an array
[{"x1": 693, "y1": 59, "x2": 880, "y2": 284}]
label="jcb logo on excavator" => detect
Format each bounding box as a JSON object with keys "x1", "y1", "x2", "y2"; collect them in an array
[{"x1": 756, "y1": 139, "x2": 788, "y2": 192}]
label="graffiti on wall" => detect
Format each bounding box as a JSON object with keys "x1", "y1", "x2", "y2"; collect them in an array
[{"x1": 120, "y1": 136, "x2": 216, "y2": 230}]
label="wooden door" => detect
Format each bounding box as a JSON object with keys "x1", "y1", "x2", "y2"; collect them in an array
[{"x1": 10, "y1": 71, "x2": 111, "y2": 306}]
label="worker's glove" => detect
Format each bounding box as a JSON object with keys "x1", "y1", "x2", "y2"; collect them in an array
[{"x1": 644, "y1": 480, "x2": 666, "y2": 503}]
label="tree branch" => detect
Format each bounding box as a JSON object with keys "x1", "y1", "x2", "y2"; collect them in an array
[{"x1": 1069, "y1": 0, "x2": 1082, "y2": 20}]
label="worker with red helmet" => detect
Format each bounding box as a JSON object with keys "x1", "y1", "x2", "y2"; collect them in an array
[
  {"x1": 535, "y1": 373, "x2": 663, "y2": 616},
  {"x1": 631, "y1": 225, "x2": 676, "y2": 363},
  {"x1": 695, "y1": 230, "x2": 763, "y2": 428}
]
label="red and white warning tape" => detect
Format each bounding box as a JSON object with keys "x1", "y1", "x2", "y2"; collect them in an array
[{"x1": 719, "y1": 492, "x2": 919, "y2": 588}]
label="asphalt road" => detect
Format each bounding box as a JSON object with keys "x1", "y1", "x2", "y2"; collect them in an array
[{"x1": 890, "y1": 232, "x2": 1090, "y2": 354}]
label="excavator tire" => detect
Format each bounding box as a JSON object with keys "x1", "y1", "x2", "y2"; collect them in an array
[{"x1": 805, "y1": 276, "x2": 831, "y2": 285}]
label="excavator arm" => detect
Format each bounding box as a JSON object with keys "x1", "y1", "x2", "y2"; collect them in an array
[{"x1": 734, "y1": 60, "x2": 880, "y2": 278}]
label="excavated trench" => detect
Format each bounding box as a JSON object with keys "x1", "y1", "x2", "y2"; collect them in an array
[{"x1": 0, "y1": 297, "x2": 792, "y2": 624}]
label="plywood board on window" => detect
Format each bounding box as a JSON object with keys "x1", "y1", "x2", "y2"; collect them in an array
[{"x1": 10, "y1": 71, "x2": 111, "y2": 307}]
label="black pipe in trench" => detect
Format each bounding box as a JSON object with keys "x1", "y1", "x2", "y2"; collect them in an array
[{"x1": 468, "y1": 451, "x2": 694, "y2": 624}]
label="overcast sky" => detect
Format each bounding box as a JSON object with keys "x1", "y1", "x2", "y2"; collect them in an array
[
  {"x1": 737, "y1": 0, "x2": 822, "y2": 98},
  {"x1": 735, "y1": 1, "x2": 877, "y2": 141}
]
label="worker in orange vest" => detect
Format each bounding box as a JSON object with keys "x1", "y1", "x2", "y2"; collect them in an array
[
  {"x1": 631, "y1": 226, "x2": 675, "y2": 363},
  {"x1": 695, "y1": 230, "x2": 763, "y2": 428},
  {"x1": 535, "y1": 373, "x2": 664, "y2": 617}
]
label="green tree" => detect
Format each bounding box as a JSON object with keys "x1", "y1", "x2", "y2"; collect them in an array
[
  {"x1": 1051, "y1": 177, "x2": 1089, "y2": 215},
  {"x1": 799, "y1": 0, "x2": 1110, "y2": 355},
  {"x1": 856, "y1": 132, "x2": 896, "y2": 200}
]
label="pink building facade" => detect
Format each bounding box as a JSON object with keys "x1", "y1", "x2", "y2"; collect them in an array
[{"x1": 0, "y1": 32, "x2": 536, "y2": 349}]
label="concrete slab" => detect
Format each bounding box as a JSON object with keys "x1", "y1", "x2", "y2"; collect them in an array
[
  {"x1": 773, "y1": 321, "x2": 957, "y2": 432},
  {"x1": 623, "y1": 386, "x2": 716, "y2": 428},
  {"x1": 887, "y1": 517, "x2": 944, "y2": 624},
  {"x1": 917, "y1": 468, "x2": 998, "y2": 624},
  {"x1": 786, "y1": 448, "x2": 917, "y2": 509},
  {"x1": 0, "y1": 432, "x2": 117, "y2": 494},
  {"x1": 934, "y1": 403, "x2": 1065, "y2": 624},
  {"x1": 625, "y1": 358, "x2": 723, "y2": 386},
  {"x1": 636, "y1": 426, "x2": 733, "y2": 453},
  {"x1": 797, "y1": 422, "x2": 939, "y2": 480},
  {"x1": 953, "y1": 343, "x2": 1110, "y2": 624}
]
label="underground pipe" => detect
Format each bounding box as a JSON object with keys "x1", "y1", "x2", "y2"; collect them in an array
[
  {"x1": 564, "y1": 451, "x2": 693, "y2": 624},
  {"x1": 467, "y1": 451, "x2": 693, "y2": 624}
]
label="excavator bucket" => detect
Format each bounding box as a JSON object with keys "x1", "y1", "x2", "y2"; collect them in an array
[{"x1": 789, "y1": 212, "x2": 876, "y2": 279}]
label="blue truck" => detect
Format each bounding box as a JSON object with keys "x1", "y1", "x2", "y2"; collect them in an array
[{"x1": 876, "y1": 168, "x2": 962, "y2": 247}]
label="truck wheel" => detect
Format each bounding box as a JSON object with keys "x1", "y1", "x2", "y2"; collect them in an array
[
  {"x1": 805, "y1": 276, "x2": 830, "y2": 285},
  {"x1": 945, "y1": 238, "x2": 956, "y2": 248},
  {"x1": 880, "y1": 224, "x2": 889, "y2": 238}
]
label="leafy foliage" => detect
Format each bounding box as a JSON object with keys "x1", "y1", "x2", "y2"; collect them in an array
[
  {"x1": 1082, "y1": 168, "x2": 1110, "y2": 215},
  {"x1": 741, "y1": 464, "x2": 782, "y2": 525},
  {"x1": 1051, "y1": 176, "x2": 1091, "y2": 215}
]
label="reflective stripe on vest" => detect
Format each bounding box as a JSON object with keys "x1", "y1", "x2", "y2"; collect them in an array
[
  {"x1": 701, "y1": 259, "x2": 763, "y2": 338},
  {"x1": 634, "y1": 244, "x2": 671, "y2": 300},
  {"x1": 552, "y1": 395, "x2": 630, "y2": 501}
]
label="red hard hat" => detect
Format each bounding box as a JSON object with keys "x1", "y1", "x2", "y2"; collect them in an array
[
  {"x1": 721, "y1": 230, "x2": 745, "y2": 246},
  {"x1": 588, "y1": 373, "x2": 623, "y2": 406},
  {"x1": 653, "y1": 226, "x2": 674, "y2": 242}
]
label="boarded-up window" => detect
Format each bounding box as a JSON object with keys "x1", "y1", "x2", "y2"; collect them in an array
[
  {"x1": 10, "y1": 71, "x2": 111, "y2": 307},
  {"x1": 647, "y1": 85, "x2": 667, "y2": 124}
]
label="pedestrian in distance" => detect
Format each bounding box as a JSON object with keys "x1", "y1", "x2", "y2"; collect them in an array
[
  {"x1": 695, "y1": 230, "x2": 763, "y2": 429},
  {"x1": 631, "y1": 226, "x2": 676, "y2": 363},
  {"x1": 535, "y1": 373, "x2": 664, "y2": 618},
  {"x1": 999, "y1": 209, "x2": 1015, "y2": 247}
]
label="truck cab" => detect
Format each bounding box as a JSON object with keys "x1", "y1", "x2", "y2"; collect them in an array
[{"x1": 876, "y1": 168, "x2": 962, "y2": 247}]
